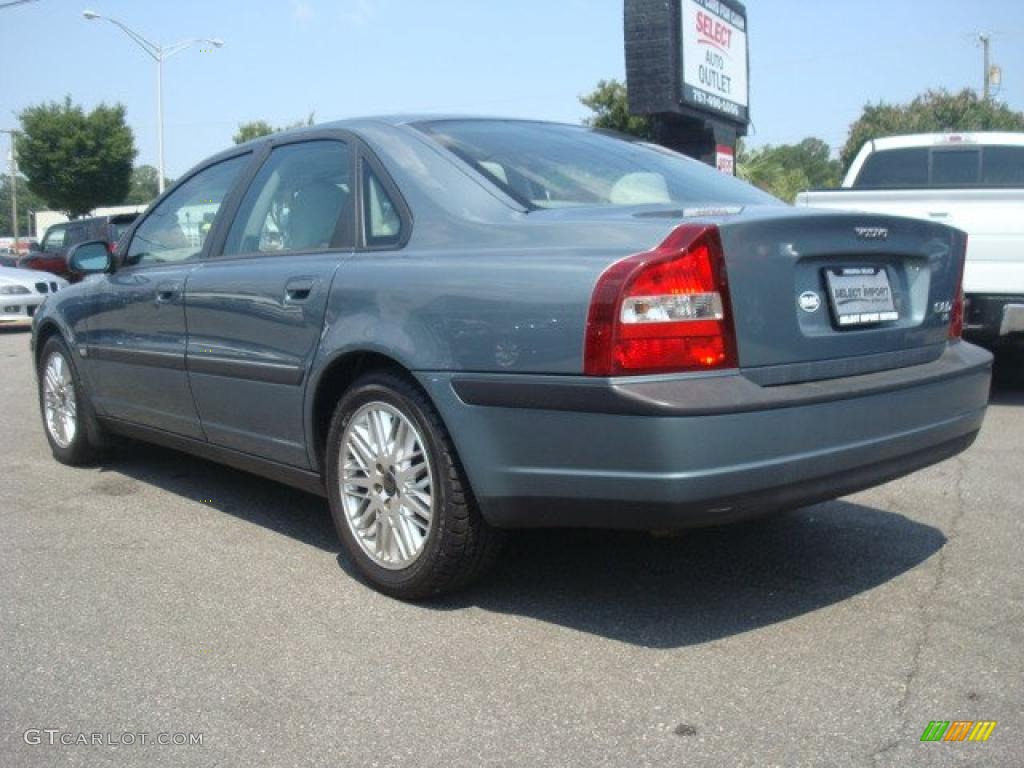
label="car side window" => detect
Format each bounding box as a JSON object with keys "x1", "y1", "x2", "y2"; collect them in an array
[
  {"x1": 126, "y1": 154, "x2": 249, "y2": 267},
  {"x1": 222, "y1": 140, "x2": 352, "y2": 256},
  {"x1": 42, "y1": 226, "x2": 66, "y2": 253},
  {"x1": 65, "y1": 223, "x2": 87, "y2": 248},
  {"x1": 363, "y1": 162, "x2": 402, "y2": 247}
]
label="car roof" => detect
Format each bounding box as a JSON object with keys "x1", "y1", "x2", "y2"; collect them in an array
[
  {"x1": 870, "y1": 132, "x2": 1024, "y2": 150},
  {"x1": 229, "y1": 114, "x2": 586, "y2": 150},
  {"x1": 48, "y1": 214, "x2": 136, "y2": 228}
]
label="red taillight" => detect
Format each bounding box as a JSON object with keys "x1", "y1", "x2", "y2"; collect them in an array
[
  {"x1": 584, "y1": 224, "x2": 738, "y2": 375},
  {"x1": 949, "y1": 234, "x2": 966, "y2": 341}
]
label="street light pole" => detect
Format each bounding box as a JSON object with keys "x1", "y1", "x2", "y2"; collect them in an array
[
  {"x1": 157, "y1": 53, "x2": 164, "y2": 194},
  {"x1": 82, "y1": 11, "x2": 223, "y2": 195},
  {"x1": 1, "y1": 129, "x2": 18, "y2": 252},
  {"x1": 979, "y1": 33, "x2": 991, "y2": 100}
]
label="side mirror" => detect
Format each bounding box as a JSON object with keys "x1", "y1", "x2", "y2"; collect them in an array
[{"x1": 68, "y1": 240, "x2": 113, "y2": 275}]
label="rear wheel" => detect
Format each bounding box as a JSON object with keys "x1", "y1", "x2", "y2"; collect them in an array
[
  {"x1": 37, "y1": 336, "x2": 105, "y2": 465},
  {"x1": 325, "y1": 371, "x2": 502, "y2": 599}
]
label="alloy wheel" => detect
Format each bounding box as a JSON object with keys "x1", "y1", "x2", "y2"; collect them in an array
[
  {"x1": 339, "y1": 401, "x2": 435, "y2": 570},
  {"x1": 42, "y1": 352, "x2": 78, "y2": 449}
]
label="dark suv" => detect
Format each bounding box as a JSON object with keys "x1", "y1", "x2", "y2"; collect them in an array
[{"x1": 20, "y1": 214, "x2": 138, "y2": 281}]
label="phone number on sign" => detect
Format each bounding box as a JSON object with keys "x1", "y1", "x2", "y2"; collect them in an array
[{"x1": 687, "y1": 88, "x2": 742, "y2": 118}]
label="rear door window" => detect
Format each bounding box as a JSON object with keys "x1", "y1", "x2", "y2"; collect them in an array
[{"x1": 222, "y1": 140, "x2": 353, "y2": 256}]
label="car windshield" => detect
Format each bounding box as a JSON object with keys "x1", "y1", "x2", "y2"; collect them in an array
[{"x1": 416, "y1": 119, "x2": 780, "y2": 209}]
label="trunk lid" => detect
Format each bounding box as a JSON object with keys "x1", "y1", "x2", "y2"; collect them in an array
[{"x1": 714, "y1": 208, "x2": 964, "y2": 383}]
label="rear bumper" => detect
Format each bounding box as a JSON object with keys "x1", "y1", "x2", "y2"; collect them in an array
[
  {"x1": 965, "y1": 294, "x2": 1024, "y2": 346},
  {"x1": 417, "y1": 343, "x2": 992, "y2": 529}
]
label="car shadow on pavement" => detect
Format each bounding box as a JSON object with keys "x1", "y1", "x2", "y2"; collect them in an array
[
  {"x1": 101, "y1": 442, "x2": 944, "y2": 650},
  {"x1": 97, "y1": 442, "x2": 341, "y2": 553},
  {"x1": 429, "y1": 503, "x2": 946, "y2": 649}
]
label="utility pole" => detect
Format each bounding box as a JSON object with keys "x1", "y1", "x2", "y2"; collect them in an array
[
  {"x1": 0, "y1": 129, "x2": 18, "y2": 251},
  {"x1": 979, "y1": 33, "x2": 991, "y2": 99}
]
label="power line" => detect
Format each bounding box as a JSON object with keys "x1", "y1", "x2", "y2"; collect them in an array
[{"x1": 0, "y1": 0, "x2": 41, "y2": 9}]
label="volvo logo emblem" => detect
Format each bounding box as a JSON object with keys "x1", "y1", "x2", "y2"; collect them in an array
[
  {"x1": 855, "y1": 226, "x2": 889, "y2": 241},
  {"x1": 798, "y1": 291, "x2": 821, "y2": 313}
]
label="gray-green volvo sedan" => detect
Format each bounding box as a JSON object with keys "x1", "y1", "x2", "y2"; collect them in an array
[{"x1": 32, "y1": 118, "x2": 992, "y2": 598}]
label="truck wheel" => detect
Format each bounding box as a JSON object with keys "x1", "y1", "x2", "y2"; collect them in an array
[
  {"x1": 37, "y1": 336, "x2": 105, "y2": 465},
  {"x1": 325, "y1": 371, "x2": 503, "y2": 600}
]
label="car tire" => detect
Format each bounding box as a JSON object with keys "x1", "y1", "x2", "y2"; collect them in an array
[
  {"x1": 37, "y1": 336, "x2": 106, "y2": 465},
  {"x1": 325, "y1": 371, "x2": 503, "y2": 600}
]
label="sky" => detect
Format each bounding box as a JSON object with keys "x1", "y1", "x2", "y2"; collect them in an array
[{"x1": 2, "y1": 0, "x2": 1023, "y2": 179}]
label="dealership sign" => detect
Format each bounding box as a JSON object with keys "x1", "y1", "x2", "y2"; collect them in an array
[{"x1": 680, "y1": 0, "x2": 749, "y2": 123}]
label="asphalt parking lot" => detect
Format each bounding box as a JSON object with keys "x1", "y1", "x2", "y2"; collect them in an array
[{"x1": 1, "y1": 327, "x2": 1021, "y2": 768}]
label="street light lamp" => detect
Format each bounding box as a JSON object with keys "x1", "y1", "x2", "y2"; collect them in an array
[{"x1": 82, "y1": 10, "x2": 224, "y2": 195}]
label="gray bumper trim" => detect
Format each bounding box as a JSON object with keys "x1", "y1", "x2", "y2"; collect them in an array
[{"x1": 450, "y1": 343, "x2": 992, "y2": 418}]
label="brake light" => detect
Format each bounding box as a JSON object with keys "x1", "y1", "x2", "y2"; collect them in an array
[
  {"x1": 949, "y1": 234, "x2": 966, "y2": 341},
  {"x1": 584, "y1": 224, "x2": 738, "y2": 375}
]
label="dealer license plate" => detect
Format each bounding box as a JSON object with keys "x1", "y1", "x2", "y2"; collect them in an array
[{"x1": 825, "y1": 267, "x2": 898, "y2": 327}]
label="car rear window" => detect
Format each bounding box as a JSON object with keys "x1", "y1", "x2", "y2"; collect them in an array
[
  {"x1": 931, "y1": 149, "x2": 980, "y2": 185},
  {"x1": 981, "y1": 146, "x2": 1024, "y2": 186},
  {"x1": 854, "y1": 144, "x2": 1024, "y2": 188},
  {"x1": 854, "y1": 148, "x2": 929, "y2": 188},
  {"x1": 416, "y1": 120, "x2": 779, "y2": 209}
]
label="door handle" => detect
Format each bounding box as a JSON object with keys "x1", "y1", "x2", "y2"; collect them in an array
[
  {"x1": 284, "y1": 278, "x2": 315, "y2": 302},
  {"x1": 928, "y1": 211, "x2": 949, "y2": 218},
  {"x1": 155, "y1": 281, "x2": 181, "y2": 304}
]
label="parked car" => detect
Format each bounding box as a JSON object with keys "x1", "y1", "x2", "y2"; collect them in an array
[
  {"x1": 20, "y1": 214, "x2": 137, "y2": 281},
  {"x1": 796, "y1": 132, "x2": 1024, "y2": 351},
  {"x1": 0, "y1": 265, "x2": 67, "y2": 324},
  {"x1": 31, "y1": 118, "x2": 992, "y2": 598}
]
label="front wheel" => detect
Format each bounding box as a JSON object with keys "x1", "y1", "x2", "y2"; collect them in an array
[
  {"x1": 325, "y1": 371, "x2": 502, "y2": 600},
  {"x1": 37, "y1": 336, "x2": 105, "y2": 465}
]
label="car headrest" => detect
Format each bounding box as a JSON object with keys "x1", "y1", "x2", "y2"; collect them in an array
[
  {"x1": 288, "y1": 181, "x2": 346, "y2": 250},
  {"x1": 609, "y1": 172, "x2": 671, "y2": 205}
]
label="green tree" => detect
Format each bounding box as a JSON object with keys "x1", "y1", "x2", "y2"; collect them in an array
[
  {"x1": 17, "y1": 97, "x2": 136, "y2": 217},
  {"x1": 124, "y1": 164, "x2": 168, "y2": 205},
  {"x1": 233, "y1": 119, "x2": 276, "y2": 144},
  {"x1": 841, "y1": 88, "x2": 1024, "y2": 172},
  {"x1": 580, "y1": 79, "x2": 654, "y2": 140},
  {"x1": 738, "y1": 138, "x2": 841, "y2": 201},
  {"x1": 0, "y1": 175, "x2": 45, "y2": 237},
  {"x1": 233, "y1": 113, "x2": 316, "y2": 145}
]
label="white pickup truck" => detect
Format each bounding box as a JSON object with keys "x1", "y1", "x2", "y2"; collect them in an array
[{"x1": 796, "y1": 132, "x2": 1024, "y2": 349}]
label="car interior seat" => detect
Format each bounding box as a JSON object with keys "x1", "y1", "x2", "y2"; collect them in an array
[{"x1": 287, "y1": 181, "x2": 347, "y2": 250}]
